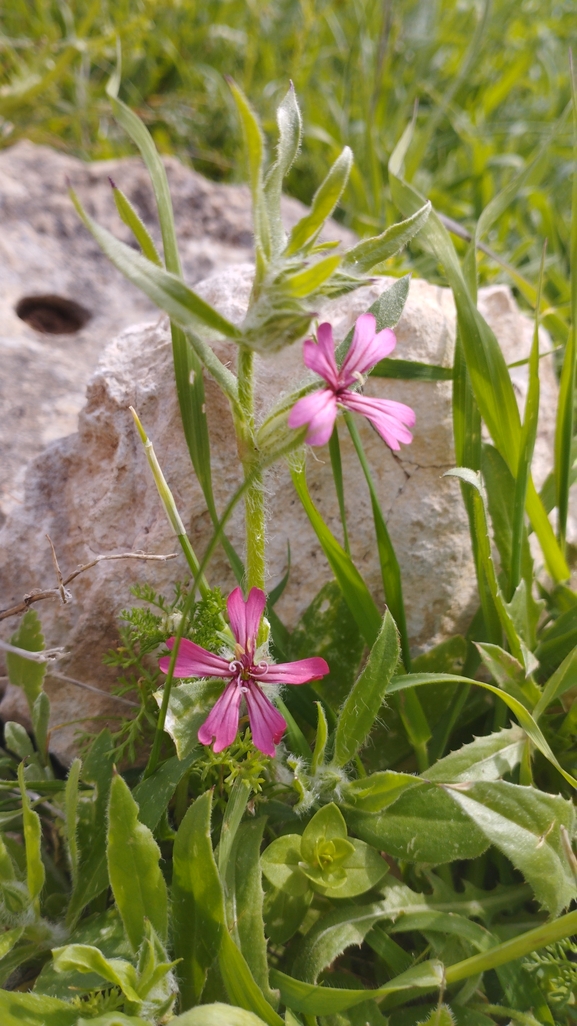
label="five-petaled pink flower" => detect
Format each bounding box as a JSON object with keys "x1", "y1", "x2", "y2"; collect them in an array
[
  {"x1": 288, "y1": 312, "x2": 416, "y2": 448},
  {"x1": 159, "y1": 587, "x2": 329, "y2": 757}
]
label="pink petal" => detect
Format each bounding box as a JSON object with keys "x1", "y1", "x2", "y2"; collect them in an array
[
  {"x1": 245, "y1": 684, "x2": 287, "y2": 757},
  {"x1": 227, "y1": 586, "x2": 266, "y2": 655},
  {"x1": 340, "y1": 314, "x2": 397, "y2": 383},
  {"x1": 159, "y1": 637, "x2": 233, "y2": 679},
  {"x1": 198, "y1": 680, "x2": 242, "y2": 752},
  {"x1": 288, "y1": 389, "x2": 338, "y2": 446},
  {"x1": 341, "y1": 392, "x2": 415, "y2": 450},
  {"x1": 262, "y1": 657, "x2": 330, "y2": 685},
  {"x1": 302, "y1": 323, "x2": 339, "y2": 388}
]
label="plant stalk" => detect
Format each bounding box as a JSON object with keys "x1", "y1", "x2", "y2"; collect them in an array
[{"x1": 238, "y1": 345, "x2": 266, "y2": 591}]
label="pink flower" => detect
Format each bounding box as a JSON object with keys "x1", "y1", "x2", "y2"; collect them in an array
[
  {"x1": 159, "y1": 587, "x2": 329, "y2": 757},
  {"x1": 288, "y1": 313, "x2": 416, "y2": 448}
]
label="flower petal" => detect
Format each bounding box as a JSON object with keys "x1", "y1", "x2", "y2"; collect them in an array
[
  {"x1": 245, "y1": 683, "x2": 287, "y2": 757},
  {"x1": 198, "y1": 680, "x2": 242, "y2": 752},
  {"x1": 302, "y1": 322, "x2": 339, "y2": 387},
  {"x1": 288, "y1": 389, "x2": 338, "y2": 446},
  {"x1": 262, "y1": 657, "x2": 330, "y2": 685},
  {"x1": 227, "y1": 586, "x2": 266, "y2": 655},
  {"x1": 159, "y1": 637, "x2": 233, "y2": 679},
  {"x1": 342, "y1": 392, "x2": 415, "y2": 450},
  {"x1": 340, "y1": 314, "x2": 397, "y2": 383}
]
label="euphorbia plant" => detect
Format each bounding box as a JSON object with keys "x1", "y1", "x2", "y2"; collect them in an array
[{"x1": 0, "y1": 63, "x2": 576, "y2": 1026}]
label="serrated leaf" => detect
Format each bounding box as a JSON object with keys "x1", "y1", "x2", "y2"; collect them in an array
[
  {"x1": 343, "y1": 203, "x2": 431, "y2": 274},
  {"x1": 6, "y1": 610, "x2": 45, "y2": 710},
  {"x1": 345, "y1": 784, "x2": 489, "y2": 863},
  {"x1": 334, "y1": 610, "x2": 400, "y2": 767},
  {"x1": 285, "y1": 147, "x2": 353, "y2": 255},
  {"x1": 292, "y1": 903, "x2": 387, "y2": 983},
  {"x1": 425, "y1": 726, "x2": 526, "y2": 783},
  {"x1": 64, "y1": 758, "x2": 81, "y2": 887},
  {"x1": 443, "y1": 780, "x2": 577, "y2": 914},
  {"x1": 107, "y1": 774, "x2": 168, "y2": 951},
  {"x1": 416, "y1": 1005, "x2": 456, "y2": 1026}
]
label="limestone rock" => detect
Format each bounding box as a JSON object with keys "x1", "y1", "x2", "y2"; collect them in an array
[
  {"x1": 0, "y1": 140, "x2": 356, "y2": 522},
  {"x1": 0, "y1": 261, "x2": 556, "y2": 762}
]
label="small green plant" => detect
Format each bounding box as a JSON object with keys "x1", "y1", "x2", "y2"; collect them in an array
[{"x1": 0, "y1": 49, "x2": 576, "y2": 1026}]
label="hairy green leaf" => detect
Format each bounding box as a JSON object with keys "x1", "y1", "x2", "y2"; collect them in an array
[
  {"x1": 343, "y1": 203, "x2": 431, "y2": 274},
  {"x1": 286, "y1": 147, "x2": 353, "y2": 255},
  {"x1": 6, "y1": 610, "x2": 45, "y2": 711},
  {"x1": 107, "y1": 774, "x2": 168, "y2": 951},
  {"x1": 425, "y1": 726, "x2": 526, "y2": 783}
]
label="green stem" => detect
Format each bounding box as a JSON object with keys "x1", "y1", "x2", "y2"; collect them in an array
[
  {"x1": 238, "y1": 345, "x2": 266, "y2": 591},
  {"x1": 444, "y1": 909, "x2": 577, "y2": 985}
]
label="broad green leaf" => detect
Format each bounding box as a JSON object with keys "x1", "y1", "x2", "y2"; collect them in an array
[
  {"x1": 51, "y1": 944, "x2": 140, "y2": 1003},
  {"x1": 285, "y1": 254, "x2": 341, "y2": 296},
  {"x1": 156, "y1": 679, "x2": 221, "y2": 759},
  {"x1": 6, "y1": 610, "x2": 45, "y2": 710},
  {"x1": 343, "y1": 770, "x2": 423, "y2": 813},
  {"x1": 219, "y1": 931, "x2": 284, "y2": 1026},
  {"x1": 67, "y1": 729, "x2": 115, "y2": 927},
  {"x1": 285, "y1": 147, "x2": 353, "y2": 255},
  {"x1": 132, "y1": 748, "x2": 199, "y2": 831},
  {"x1": 533, "y1": 646, "x2": 577, "y2": 721},
  {"x1": 270, "y1": 960, "x2": 444, "y2": 1015},
  {"x1": 291, "y1": 903, "x2": 387, "y2": 983},
  {"x1": 263, "y1": 884, "x2": 312, "y2": 944},
  {"x1": 387, "y1": 671, "x2": 577, "y2": 789},
  {"x1": 226, "y1": 818, "x2": 277, "y2": 1005},
  {"x1": 261, "y1": 835, "x2": 309, "y2": 896},
  {"x1": 172, "y1": 1004, "x2": 271, "y2": 1026},
  {"x1": 64, "y1": 757, "x2": 81, "y2": 886},
  {"x1": 18, "y1": 763, "x2": 44, "y2": 909},
  {"x1": 345, "y1": 784, "x2": 488, "y2": 863},
  {"x1": 0, "y1": 990, "x2": 79, "y2": 1026},
  {"x1": 265, "y1": 84, "x2": 302, "y2": 254},
  {"x1": 111, "y1": 182, "x2": 162, "y2": 265},
  {"x1": 334, "y1": 610, "x2": 400, "y2": 766},
  {"x1": 425, "y1": 726, "x2": 526, "y2": 783},
  {"x1": 172, "y1": 790, "x2": 225, "y2": 1009},
  {"x1": 343, "y1": 203, "x2": 431, "y2": 274},
  {"x1": 315, "y1": 839, "x2": 388, "y2": 899},
  {"x1": 443, "y1": 780, "x2": 577, "y2": 914},
  {"x1": 291, "y1": 465, "x2": 381, "y2": 647},
  {"x1": 302, "y1": 803, "x2": 347, "y2": 857},
  {"x1": 34, "y1": 908, "x2": 131, "y2": 997},
  {"x1": 107, "y1": 774, "x2": 168, "y2": 951}
]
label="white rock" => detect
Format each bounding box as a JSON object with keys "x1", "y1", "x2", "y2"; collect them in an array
[{"x1": 0, "y1": 259, "x2": 557, "y2": 762}]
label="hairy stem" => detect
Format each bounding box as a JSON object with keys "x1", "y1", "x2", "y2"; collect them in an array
[{"x1": 238, "y1": 345, "x2": 266, "y2": 591}]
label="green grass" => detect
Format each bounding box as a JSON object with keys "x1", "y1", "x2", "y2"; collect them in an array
[{"x1": 1, "y1": 0, "x2": 575, "y2": 329}]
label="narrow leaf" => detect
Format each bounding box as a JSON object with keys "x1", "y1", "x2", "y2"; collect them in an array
[
  {"x1": 286, "y1": 147, "x2": 353, "y2": 255},
  {"x1": 18, "y1": 763, "x2": 44, "y2": 910},
  {"x1": 334, "y1": 610, "x2": 399, "y2": 766},
  {"x1": 64, "y1": 758, "x2": 81, "y2": 887},
  {"x1": 343, "y1": 203, "x2": 431, "y2": 274},
  {"x1": 111, "y1": 182, "x2": 162, "y2": 265}
]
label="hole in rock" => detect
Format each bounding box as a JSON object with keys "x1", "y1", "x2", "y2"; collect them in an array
[{"x1": 15, "y1": 295, "x2": 91, "y2": 335}]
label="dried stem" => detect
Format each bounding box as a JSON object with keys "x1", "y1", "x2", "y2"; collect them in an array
[{"x1": 0, "y1": 550, "x2": 177, "y2": 622}]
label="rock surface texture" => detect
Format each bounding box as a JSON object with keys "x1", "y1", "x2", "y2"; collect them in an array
[
  {"x1": 0, "y1": 140, "x2": 355, "y2": 522},
  {"x1": 0, "y1": 249, "x2": 559, "y2": 760}
]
